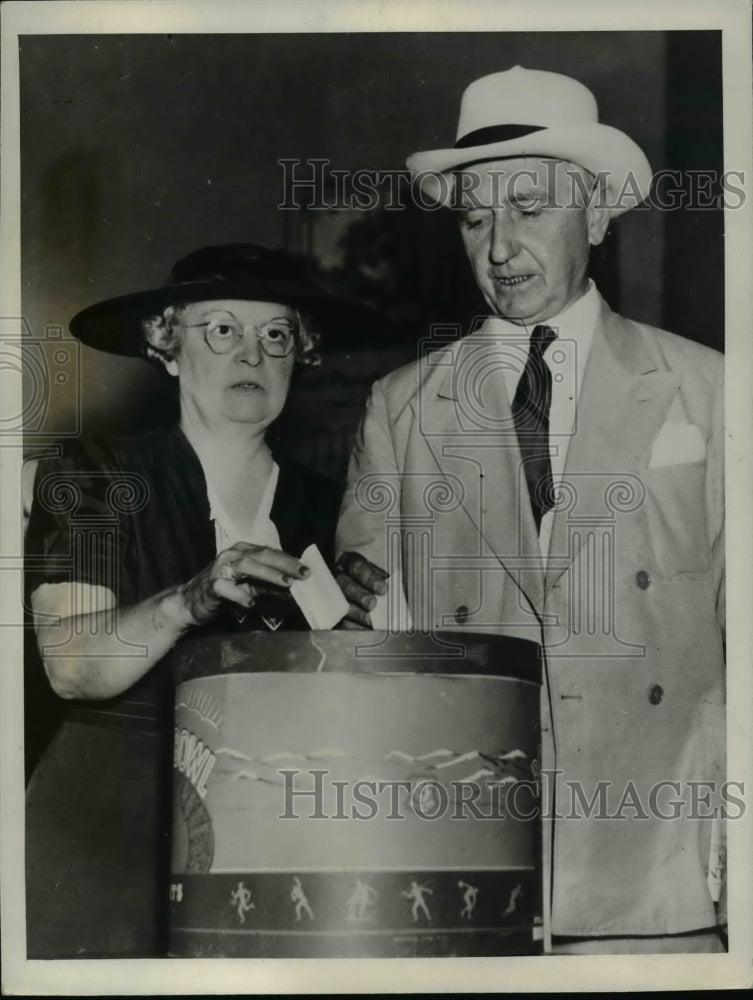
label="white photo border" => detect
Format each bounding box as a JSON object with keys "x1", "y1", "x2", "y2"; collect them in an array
[{"x1": 1, "y1": 0, "x2": 751, "y2": 994}]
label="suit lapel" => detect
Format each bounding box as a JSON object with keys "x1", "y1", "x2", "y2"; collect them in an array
[
  {"x1": 545, "y1": 303, "x2": 680, "y2": 590},
  {"x1": 415, "y1": 331, "x2": 544, "y2": 614}
]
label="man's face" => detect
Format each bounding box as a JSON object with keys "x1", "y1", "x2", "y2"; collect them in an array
[{"x1": 457, "y1": 157, "x2": 609, "y2": 325}]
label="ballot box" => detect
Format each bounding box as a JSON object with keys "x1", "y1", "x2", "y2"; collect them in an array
[{"x1": 168, "y1": 630, "x2": 542, "y2": 957}]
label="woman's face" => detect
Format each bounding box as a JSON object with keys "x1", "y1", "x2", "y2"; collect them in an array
[{"x1": 167, "y1": 299, "x2": 297, "y2": 432}]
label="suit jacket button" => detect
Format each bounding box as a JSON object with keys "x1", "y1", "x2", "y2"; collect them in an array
[
  {"x1": 649, "y1": 684, "x2": 664, "y2": 706},
  {"x1": 636, "y1": 570, "x2": 651, "y2": 590},
  {"x1": 455, "y1": 604, "x2": 469, "y2": 625}
]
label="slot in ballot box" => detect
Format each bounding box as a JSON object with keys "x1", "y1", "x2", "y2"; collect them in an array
[{"x1": 168, "y1": 630, "x2": 542, "y2": 957}]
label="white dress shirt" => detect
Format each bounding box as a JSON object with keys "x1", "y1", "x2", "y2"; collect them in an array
[
  {"x1": 481, "y1": 280, "x2": 601, "y2": 558},
  {"x1": 207, "y1": 461, "x2": 281, "y2": 552}
]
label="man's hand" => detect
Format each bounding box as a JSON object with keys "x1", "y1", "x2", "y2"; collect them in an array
[{"x1": 335, "y1": 551, "x2": 389, "y2": 629}]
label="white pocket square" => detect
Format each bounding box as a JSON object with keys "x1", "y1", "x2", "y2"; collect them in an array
[{"x1": 649, "y1": 422, "x2": 706, "y2": 468}]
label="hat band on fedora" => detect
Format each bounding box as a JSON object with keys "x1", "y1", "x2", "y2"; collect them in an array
[{"x1": 454, "y1": 123, "x2": 546, "y2": 149}]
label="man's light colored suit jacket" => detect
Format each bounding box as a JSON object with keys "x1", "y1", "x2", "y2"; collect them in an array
[{"x1": 336, "y1": 294, "x2": 725, "y2": 939}]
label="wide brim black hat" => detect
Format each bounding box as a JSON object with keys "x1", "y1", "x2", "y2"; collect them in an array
[{"x1": 69, "y1": 243, "x2": 378, "y2": 356}]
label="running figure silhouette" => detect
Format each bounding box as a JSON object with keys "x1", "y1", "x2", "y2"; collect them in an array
[
  {"x1": 229, "y1": 881, "x2": 255, "y2": 924},
  {"x1": 457, "y1": 879, "x2": 479, "y2": 919},
  {"x1": 290, "y1": 876, "x2": 314, "y2": 921},
  {"x1": 502, "y1": 882, "x2": 523, "y2": 917},
  {"x1": 401, "y1": 880, "x2": 433, "y2": 922},
  {"x1": 346, "y1": 879, "x2": 379, "y2": 921}
]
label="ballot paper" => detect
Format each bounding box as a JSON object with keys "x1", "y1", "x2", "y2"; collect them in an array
[
  {"x1": 368, "y1": 572, "x2": 414, "y2": 632},
  {"x1": 289, "y1": 544, "x2": 349, "y2": 630}
]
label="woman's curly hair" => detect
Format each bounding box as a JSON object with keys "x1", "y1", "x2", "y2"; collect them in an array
[{"x1": 141, "y1": 302, "x2": 321, "y2": 372}]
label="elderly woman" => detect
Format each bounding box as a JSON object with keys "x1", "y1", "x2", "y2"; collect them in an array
[{"x1": 24, "y1": 243, "x2": 365, "y2": 958}]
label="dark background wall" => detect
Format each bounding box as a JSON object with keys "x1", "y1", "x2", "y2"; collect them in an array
[{"x1": 663, "y1": 31, "x2": 724, "y2": 340}]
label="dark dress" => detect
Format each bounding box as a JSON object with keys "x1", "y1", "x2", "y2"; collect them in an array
[{"x1": 24, "y1": 425, "x2": 342, "y2": 958}]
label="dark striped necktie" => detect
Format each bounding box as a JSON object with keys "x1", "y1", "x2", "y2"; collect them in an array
[{"x1": 511, "y1": 324, "x2": 558, "y2": 532}]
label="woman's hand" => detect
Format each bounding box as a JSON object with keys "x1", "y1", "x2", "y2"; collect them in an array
[
  {"x1": 335, "y1": 551, "x2": 389, "y2": 629},
  {"x1": 33, "y1": 544, "x2": 311, "y2": 702},
  {"x1": 178, "y1": 542, "x2": 311, "y2": 626}
]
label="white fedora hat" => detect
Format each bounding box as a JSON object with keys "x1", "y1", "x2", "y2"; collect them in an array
[{"x1": 407, "y1": 66, "x2": 652, "y2": 215}]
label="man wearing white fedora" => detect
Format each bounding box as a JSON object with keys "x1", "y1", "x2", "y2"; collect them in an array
[{"x1": 336, "y1": 67, "x2": 725, "y2": 953}]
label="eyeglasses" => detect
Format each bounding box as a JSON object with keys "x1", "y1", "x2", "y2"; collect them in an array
[{"x1": 184, "y1": 317, "x2": 297, "y2": 357}]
